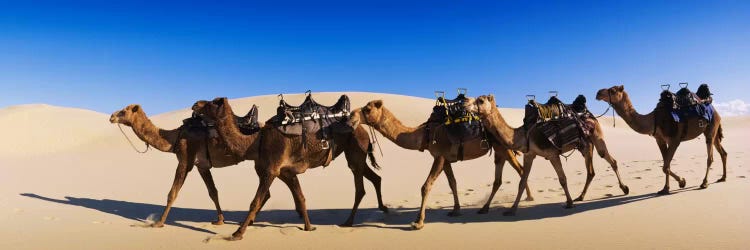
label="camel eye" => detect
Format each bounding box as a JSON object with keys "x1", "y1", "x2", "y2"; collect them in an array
[
  {"x1": 118, "y1": 111, "x2": 125, "y2": 116},
  {"x1": 477, "y1": 99, "x2": 484, "y2": 104}
]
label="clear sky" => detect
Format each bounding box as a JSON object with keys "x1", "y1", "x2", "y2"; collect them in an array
[{"x1": 1, "y1": 1, "x2": 748, "y2": 115}]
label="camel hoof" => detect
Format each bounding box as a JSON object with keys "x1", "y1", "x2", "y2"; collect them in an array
[
  {"x1": 502, "y1": 210, "x2": 516, "y2": 216},
  {"x1": 717, "y1": 177, "x2": 727, "y2": 182},
  {"x1": 678, "y1": 178, "x2": 687, "y2": 188},
  {"x1": 621, "y1": 185, "x2": 630, "y2": 195},
  {"x1": 150, "y1": 222, "x2": 165, "y2": 228},
  {"x1": 564, "y1": 203, "x2": 575, "y2": 209},
  {"x1": 524, "y1": 196, "x2": 535, "y2": 202},
  {"x1": 477, "y1": 207, "x2": 490, "y2": 214},
  {"x1": 573, "y1": 196, "x2": 584, "y2": 202},
  {"x1": 379, "y1": 206, "x2": 390, "y2": 214},
  {"x1": 447, "y1": 211, "x2": 462, "y2": 217},
  {"x1": 228, "y1": 234, "x2": 243, "y2": 241},
  {"x1": 700, "y1": 181, "x2": 708, "y2": 189},
  {"x1": 657, "y1": 189, "x2": 670, "y2": 195},
  {"x1": 211, "y1": 220, "x2": 224, "y2": 226},
  {"x1": 410, "y1": 221, "x2": 424, "y2": 230},
  {"x1": 304, "y1": 226, "x2": 317, "y2": 231}
]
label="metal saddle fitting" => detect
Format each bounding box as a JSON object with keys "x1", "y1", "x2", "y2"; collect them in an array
[
  {"x1": 661, "y1": 84, "x2": 671, "y2": 91},
  {"x1": 321, "y1": 139, "x2": 330, "y2": 150},
  {"x1": 457, "y1": 87, "x2": 468, "y2": 96},
  {"x1": 679, "y1": 82, "x2": 689, "y2": 89},
  {"x1": 480, "y1": 138, "x2": 490, "y2": 150},
  {"x1": 526, "y1": 95, "x2": 536, "y2": 101},
  {"x1": 549, "y1": 90, "x2": 558, "y2": 97}
]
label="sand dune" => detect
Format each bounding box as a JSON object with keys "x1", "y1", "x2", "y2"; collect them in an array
[{"x1": 0, "y1": 93, "x2": 748, "y2": 249}]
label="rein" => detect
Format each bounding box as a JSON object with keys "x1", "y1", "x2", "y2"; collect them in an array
[
  {"x1": 117, "y1": 123, "x2": 150, "y2": 153},
  {"x1": 362, "y1": 109, "x2": 383, "y2": 157},
  {"x1": 594, "y1": 91, "x2": 616, "y2": 128}
]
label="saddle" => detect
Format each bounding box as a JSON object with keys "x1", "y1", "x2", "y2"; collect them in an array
[
  {"x1": 184, "y1": 105, "x2": 261, "y2": 137},
  {"x1": 657, "y1": 83, "x2": 714, "y2": 124},
  {"x1": 423, "y1": 89, "x2": 487, "y2": 160},
  {"x1": 269, "y1": 91, "x2": 353, "y2": 150},
  {"x1": 523, "y1": 92, "x2": 589, "y2": 150}
]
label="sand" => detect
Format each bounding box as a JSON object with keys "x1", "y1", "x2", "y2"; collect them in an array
[{"x1": 0, "y1": 92, "x2": 748, "y2": 249}]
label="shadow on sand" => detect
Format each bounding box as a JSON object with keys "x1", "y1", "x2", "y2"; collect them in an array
[{"x1": 20, "y1": 188, "x2": 699, "y2": 234}]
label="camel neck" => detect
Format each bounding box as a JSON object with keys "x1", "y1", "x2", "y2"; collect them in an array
[
  {"x1": 131, "y1": 112, "x2": 177, "y2": 152},
  {"x1": 372, "y1": 108, "x2": 425, "y2": 150},
  {"x1": 214, "y1": 108, "x2": 259, "y2": 160},
  {"x1": 483, "y1": 107, "x2": 524, "y2": 151},
  {"x1": 611, "y1": 93, "x2": 655, "y2": 135}
]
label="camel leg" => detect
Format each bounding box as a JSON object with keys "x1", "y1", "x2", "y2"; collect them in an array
[
  {"x1": 715, "y1": 139, "x2": 728, "y2": 182},
  {"x1": 658, "y1": 139, "x2": 685, "y2": 195},
  {"x1": 479, "y1": 154, "x2": 507, "y2": 214},
  {"x1": 153, "y1": 149, "x2": 195, "y2": 228},
  {"x1": 549, "y1": 156, "x2": 575, "y2": 208},
  {"x1": 197, "y1": 168, "x2": 224, "y2": 225},
  {"x1": 281, "y1": 173, "x2": 315, "y2": 231},
  {"x1": 230, "y1": 172, "x2": 276, "y2": 241},
  {"x1": 411, "y1": 157, "x2": 445, "y2": 230},
  {"x1": 341, "y1": 166, "x2": 366, "y2": 227},
  {"x1": 363, "y1": 166, "x2": 389, "y2": 213},
  {"x1": 701, "y1": 134, "x2": 716, "y2": 189},
  {"x1": 503, "y1": 149, "x2": 534, "y2": 201},
  {"x1": 278, "y1": 175, "x2": 304, "y2": 219},
  {"x1": 504, "y1": 153, "x2": 535, "y2": 216},
  {"x1": 592, "y1": 137, "x2": 629, "y2": 195},
  {"x1": 443, "y1": 163, "x2": 462, "y2": 217},
  {"x1": 575, "y1": 145, "x2": 595, "y2": 201}
]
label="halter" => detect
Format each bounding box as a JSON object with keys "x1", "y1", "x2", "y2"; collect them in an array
[
  {"x1": 117, "y1": 123, "x2": 150, "y2": 153},
  {"x1": 361, "y1": 108, "x2": 383, "y2": 157}
]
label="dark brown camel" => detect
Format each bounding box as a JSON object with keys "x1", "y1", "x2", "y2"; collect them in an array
[
  {"x1": 109, "y1": 104, "x2": 256, "y2": 227},
  {"x1": 192, "y1": 97, "x2": 387, "y2": 241}
]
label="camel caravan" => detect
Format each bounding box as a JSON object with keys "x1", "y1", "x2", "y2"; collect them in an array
[{"x1": 110, "y1": 83, "x2": 726, "y2": 240}]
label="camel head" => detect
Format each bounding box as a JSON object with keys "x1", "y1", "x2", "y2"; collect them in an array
[
  {"x1": 349, "y1": 100, "x2": 385, "y2": 128},
  {"x1": 109, "y1": 104, "x2": 143, "y2": 126},
  {"x1": 192, "y1": 97, "x2": 230, "y2": 121},
  {"x1": 596, "y1": 85, "x2": 625, "y2": 104},
  {"x1": 465, "y1": 95, "x2": 496, "y2": 118}
]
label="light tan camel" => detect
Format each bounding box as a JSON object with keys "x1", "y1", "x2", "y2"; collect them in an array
[
  {"x1": 595, "y1": 85, "x2": 727, "y2": 194},
  {"x1": 109, "y1": 104, "x2": 255, "y2": 227},
  {"x1": 191, "y1": 97, "x2": 387, "y2": 241},
  {"x1": 347, "y1": 100, "x2": 533, "y2": 230},
  {"x1": 465, "y1": 95, "x2": 629, "y2": 215}
]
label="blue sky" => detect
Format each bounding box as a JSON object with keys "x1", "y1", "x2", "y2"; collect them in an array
[{"x1": 1, "y1": 1, "x2": 748, "y2": 115}]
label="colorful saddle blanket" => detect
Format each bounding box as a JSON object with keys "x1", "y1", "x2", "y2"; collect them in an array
[{"x1": 658, "y1": 83, "x2": 715, "y2": 123}]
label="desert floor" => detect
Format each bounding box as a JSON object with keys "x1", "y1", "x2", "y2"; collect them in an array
[{"x1": 1, "y1": 92, "x2": 748, "y2": 249}]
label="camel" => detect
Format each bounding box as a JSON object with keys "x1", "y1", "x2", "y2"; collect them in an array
[
  {"x1": 191, "y1": 97, "x2": 387, "y2": 241},
  {"x1": 347, "y1": 100, "x2": 534, "y2": 230},
  {"x1": 595, "y1": 85, "x2": 727, "y2": 194},
  {"x1": 109, "y1": 104, "x2": 257, "y2": 227},
  {"x1": 465, "y1": 95, "x2": 629, "y2": 216}
]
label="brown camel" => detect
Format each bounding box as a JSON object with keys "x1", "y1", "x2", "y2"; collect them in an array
[
  {"x1": 109, "y1": 104, "x2": 258, "y2": 227},
  {"x1": 466, "y1": 95, "x2": 629, "y2": 215},
  {"x1": 347, "y1": 100, "x2": 533, "y2": 230},
  {"x1": 191, "y1": 97, "x2": 387, "y2": 241},
  {"x1": 595, "y1": 85, "x2": 727, "y2": 194}
]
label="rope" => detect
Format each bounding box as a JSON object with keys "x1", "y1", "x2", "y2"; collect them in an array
[
  {"x1": 594, "y1": 91, "x2": 616, "y2": 128},
  {"x1": 117, "y1": 123, "x2": 149, "y2": 153},
  {"x1": 368, "y1": 125, "x2": 383, "y2": 157}
]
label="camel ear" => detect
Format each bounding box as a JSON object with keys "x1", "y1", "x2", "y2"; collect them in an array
[
  {"x1": 372, "y1": 100, "x2": 383, "y2": 109},
  {"x1": 488, "y1": 95, "x2": 495, "y2": 103},
  {"x1": 212, "y1": 97, "x2": 227, "y2": 106},
  {"x1": 131, "y1": 105, "x2": 140, "y2": 113},
  {"x1": 616, "y1": 85, "x2": 624, "y2": 91}
]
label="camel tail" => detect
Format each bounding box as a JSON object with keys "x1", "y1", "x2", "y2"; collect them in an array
[{"x1": 367, "y1": 142, "x2": 382, "y2": 170}]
